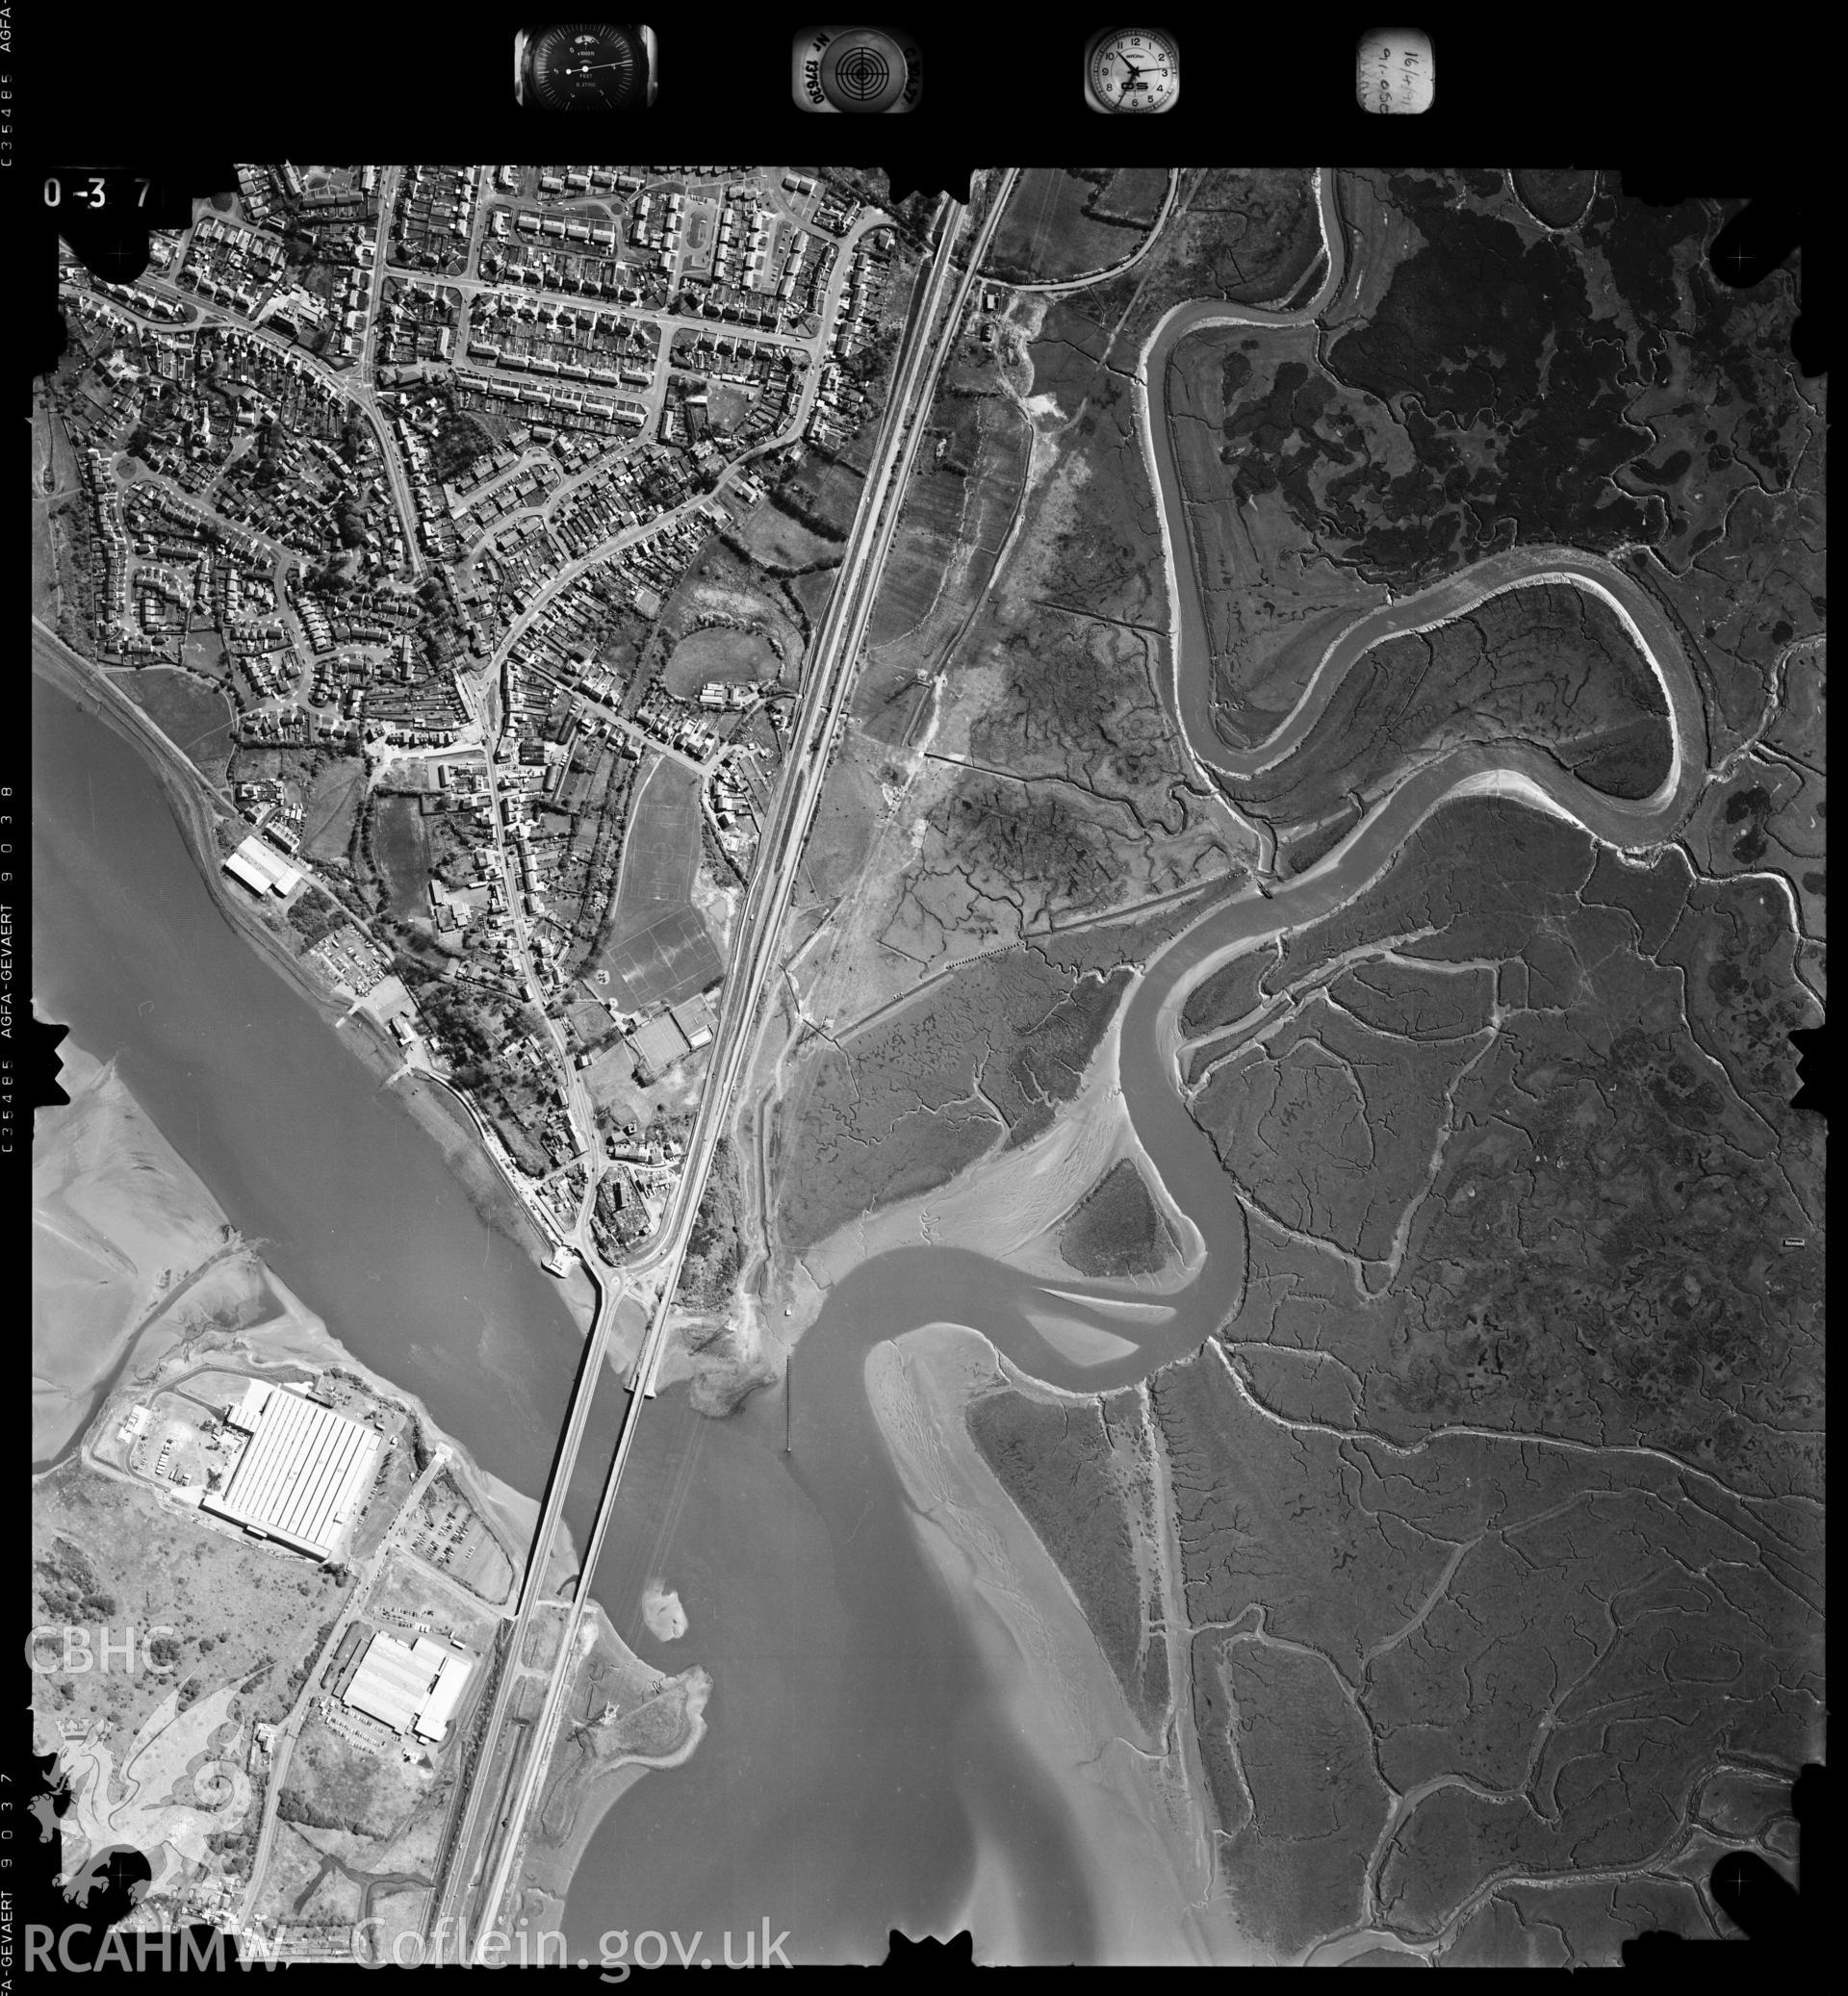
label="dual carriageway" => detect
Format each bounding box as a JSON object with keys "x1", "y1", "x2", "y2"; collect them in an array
[{"x1": 428, "y1": 172, "x2": 1020, "y2": 1959}]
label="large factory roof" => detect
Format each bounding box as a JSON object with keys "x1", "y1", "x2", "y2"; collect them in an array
[
  {"x1": 223, "y1": 836, "x2": 301, "y2": 897},
  {"x1": 342, "y1": 1630, "x2": 474, "y2": 1740},
  {"x1": 200, "y1": 1382, "x2": 380, "y2": 1561}
]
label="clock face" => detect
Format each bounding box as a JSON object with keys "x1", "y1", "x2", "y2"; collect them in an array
[
  {"x1": 1087, "y1": 29, "x2": 1179, "y2": 114},
  {"x1": 522, "y1": 24, "x2": 654, "y2": 112}
]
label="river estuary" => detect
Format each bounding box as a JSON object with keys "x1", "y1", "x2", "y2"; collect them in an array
[{"x1": 32, "y1": 165, "x2": 1706, "y2": 1960}]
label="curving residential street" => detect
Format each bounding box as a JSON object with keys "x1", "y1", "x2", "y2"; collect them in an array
[{"x1": 433, "y1": 173, "x2": 1021, "y2": 1960}]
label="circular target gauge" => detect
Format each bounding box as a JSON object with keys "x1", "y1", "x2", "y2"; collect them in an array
[
  {"x1": 516, "y1": 24, "x2": 657, "y2": 111},
  {"x1": 793, "y1": 26, "x2": 922, "y2": 114}
]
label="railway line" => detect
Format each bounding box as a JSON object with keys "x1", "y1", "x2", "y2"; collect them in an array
[{"x1": 431, "y1": 172, "x2": 1019, "y2": 1959}]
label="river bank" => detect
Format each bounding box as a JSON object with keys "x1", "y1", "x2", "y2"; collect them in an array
[
  {"x1": 759, "y1": 988, "x2": 1206, "y2": 1388},
  {"x1": 31, "y1": 1020, "x2": 564, "y2": 1574},
  {"x1": 32, "y1": 1038, "x2": 243, "y2": 1460},
  {"x1": 514, "y1": 1603, "x2": 712, "y2": 1941},
  {"x1": 31, "y1": 627, "x2": 594, "y2": 1340},
  {"x1": 865, "y1": 1322, "x2": 1250, "y2": 1963}
]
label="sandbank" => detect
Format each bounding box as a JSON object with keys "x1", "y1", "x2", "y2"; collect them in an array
[
  {"x1": 1016, "y1": 1304, "x2": 1140, "y2": 1369},
  {"x1": 33, "y1": 1041, "x2": 244, "y2": 1460},
  {"x1": 780, "y1": 994, "x2": 1204, "y2": 1366},
  {"x1": 864, "y1": 1321, "x2": 1252, "y2": 1963},
  {"x1": 640, "y1": 1580, "x2": 688, "y2": 1641}
]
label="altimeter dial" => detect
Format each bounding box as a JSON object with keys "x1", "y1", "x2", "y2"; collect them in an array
[{"x1": 517, "y1": 24, "x2": 655, "y2": 111}]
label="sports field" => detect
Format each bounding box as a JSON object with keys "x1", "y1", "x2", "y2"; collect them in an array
[{"x1": 595, "y1": 755, "x2": 723, "y2": 1010}]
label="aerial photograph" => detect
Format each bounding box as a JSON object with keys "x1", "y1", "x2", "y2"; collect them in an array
[{"x1": 28, "y1": 153, "x2": 1821, "y2": 1967}]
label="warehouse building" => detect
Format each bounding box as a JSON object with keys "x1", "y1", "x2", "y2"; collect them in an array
[
  {"x1": 223, "y1": 835, "x2": 302, "y2": 898},
  {"x1": 201, "y1": 1381, "x2": 381, "y2": 1561},
  {"x1": 342, "y1": 1630, "x2": 475, "y2": 1742}
]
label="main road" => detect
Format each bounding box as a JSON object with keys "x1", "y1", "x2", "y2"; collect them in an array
[{"x1": 434, "y1": 170, "x2": 1019, "y2": 1959}]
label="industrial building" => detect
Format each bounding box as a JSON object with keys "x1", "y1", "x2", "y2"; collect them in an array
[
  {"x1": 223, "y1": 835, "x2": 302, "y2": 898},
  {"x1": 200, "y1": 1381, "x2": 381, "y2": 1562},
  {"x1": 669, "y1": 990, "x2": 716, "y2": 1050},
  {"x1": 342, "y1": 1630, "x2": 475, "y2": 1742}
]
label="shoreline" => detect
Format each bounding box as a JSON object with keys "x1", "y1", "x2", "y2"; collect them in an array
[
  {"x1": 31, "y1": 1024, "x2": 571, "y2": 1573},
  {"x1": 513, "y1": 1603, "x2": 712, "y2": 1938},
  {"x1": 764, "y1": 996, "x2": 1205, "y2": 1382},
  {"x1": 33, "y1": 1040, "x2": 241, "y2": 1461},
  {"x1": 864, "y1": 1321, "x2": 1253, "y2": 1963},
  {"x1": 32, "y1": 627, "x2": 594, "y2": 1339}
]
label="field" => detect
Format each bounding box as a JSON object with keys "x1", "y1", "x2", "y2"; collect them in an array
[
  {"x1": 277, "y1": 1711, "x2": 425, "y2": 1839},
  {"x1": 736, "y1": 494, "x2": 843, "y2": 569},
  {"x1": 31, "y1": 1458, "x2": 349, "y2": 1744},
  {"x1": 592, "y1": 756, "x2": 722, "y2": 1011},
  {"x1": 770, "y1": 453, "x2": 863, "y2": 539},
  {"x1": 1057, "y1": 1159, "x2": 1173, "y2": 1277},
  {"x1": 861, "y1": 455, "x2": 964, "y2": 653},
  {"x1": 300, "y1": 756, "x2": 368, "y2": 865},
  {"x1": 647, "y1": 535, "x2": 804, "y2": 700},
  {"x1": 705, "y1": 380, "x2": 753, "y2": 434},
  {"x1": 117, "y1": 668, "x2": 238, "y2": 784},
  {"x1": 859, "y1": 384, "x2": 1029, "y2": 702},
  {"x1": 599, "y1": 899, "x2": 720, "y2": 1015},
  {"x1": 786, "y1": 565, "x2": 838, "y2": 627},
  {"x1": 984, "y1": 167, "x2": 1169, "y2": 286},
  {"x1": 180, "y1": 628, "x2": 232, "y2": 680},
  {"x1": 372, "y1": 795, "x2": 432, "y2": 923},
  {"x1": 661, "y1": 624, "x2": 779, "y2": 697}
]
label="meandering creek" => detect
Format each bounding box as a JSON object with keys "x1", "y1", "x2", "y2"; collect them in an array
[{"x1": 34, "y1": 167, "x2": 1706, "y2": 1960}]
